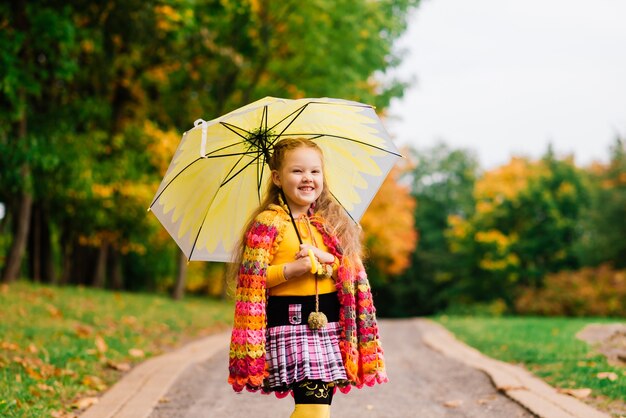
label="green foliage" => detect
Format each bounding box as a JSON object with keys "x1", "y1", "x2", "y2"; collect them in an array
[
  {"x1": 436, "y1": 316, "x2": 626, "y2": 412},
  {"x1": 576, "y1": 138, "x2": 626, "y2": 268},
  {"x1": 375, "y1": 143, "x2": 479, "y2": 317},
  {"x1": 0, "y1": 281, "x2": 232, "y2": 417}
]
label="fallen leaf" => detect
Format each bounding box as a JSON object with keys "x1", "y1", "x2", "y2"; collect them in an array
[
  {"x1": 557, "y1": 388, "x2": 592, "y2": 399},
  {"x1": 107, "y1": 360, "x2": 131, "y2": 372},
  {"x1": 1, "y1": 341, "x2": 20, "y2": 351},
  {"x1": 74, "y1": 323, "x2": 93, "y2": 338},
  {"x1": 15, "y1": 374, "x2": 22, "y2": 383},
  {"x1": 121, "y1": 316, "x2": 137, "y2": 325},
  {"x1": 0, "y1": 284, "x2": 8, "y2": 293},
  {"x1": 37, "y1": 383, "x2": 54, "y2": 392},
  {"x1": 128, "y1": 348, "x2": 145, "y2": 358},
  {"x1": 597, "y1": 372, "x2": 618, "y2": 381},
  {"x1": 159, "y1": 397, "x2": 170, "y2": 404},
  {"x1": 46, "y1": 304, "x2": 63, "y2": 318},
  {"x1": 25, "y1": 366, "x2": 43, "y2": 380},
  {"x1": 82, "y1": 375, "x2": 107, "y2": 390},
  {"x1": 95, "y1": 335, "x2": 107, "y2": 354},
  {"x1": 443, "y1": 400, "x2": 463, "y2": 408},
  {"x1": 71, "y1": 397, "x2": 99, "y2": 410},
  {"x1": 27, "y1": 343, "x2": 38, "y2": 354}
]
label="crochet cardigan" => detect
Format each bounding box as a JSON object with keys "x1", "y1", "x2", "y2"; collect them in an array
[{"x1": 228, "y1": 204, "x2": 388, "y2": 393}]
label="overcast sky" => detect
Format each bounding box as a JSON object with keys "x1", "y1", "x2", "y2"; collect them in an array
[{"x1": 386, "y1": 0, "x2": 626, "y2": 169}]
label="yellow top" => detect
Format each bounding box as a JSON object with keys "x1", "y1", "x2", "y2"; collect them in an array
[{"x1": 266, "y1": 217, "x2": 338, "y2": 296}]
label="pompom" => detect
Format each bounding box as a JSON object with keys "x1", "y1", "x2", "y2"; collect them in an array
[{"x1": 307, "y1": 311, "x2": 328, "y2": 329}]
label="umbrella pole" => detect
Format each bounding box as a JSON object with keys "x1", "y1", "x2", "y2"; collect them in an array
[{"x1": 279, "y1": 189, "x2": 304, "y2": 245}]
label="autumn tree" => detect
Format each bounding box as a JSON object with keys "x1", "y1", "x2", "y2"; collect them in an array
[
  {"x1": 361, "y1": 164, "x2": 417, "y2": 285},
  {"x1": 447, "y1": 150, "x2": 590, "y2": 307}
]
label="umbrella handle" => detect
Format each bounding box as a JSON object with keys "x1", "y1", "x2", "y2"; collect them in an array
[
  {"x1": 194, "y1": 119, "x2": 208, "y2": 158},
  {"x1": 308, "y1": 249, "x2": 318, "y2": 274}
]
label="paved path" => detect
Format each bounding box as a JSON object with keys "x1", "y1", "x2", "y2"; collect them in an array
[{"x1": 149, "y1": 319, "x2": 535, "y2": 418}]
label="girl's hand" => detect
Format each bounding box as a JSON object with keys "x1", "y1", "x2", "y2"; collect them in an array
[
  {"x1": 295, "y1": 244, "x2": 334, "y2": 264},
  {"x1": 284, "y1": 257, "x2": 315, "y2": 279}
]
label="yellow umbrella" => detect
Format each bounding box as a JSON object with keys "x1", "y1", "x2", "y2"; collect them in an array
[{"x1": 149, "y1": 96, "x2": 401, "y2": 262}]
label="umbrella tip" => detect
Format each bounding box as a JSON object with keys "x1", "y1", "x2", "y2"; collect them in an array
[{"x1": 146, "y1": 207, "x2": 151, "y2": 212}]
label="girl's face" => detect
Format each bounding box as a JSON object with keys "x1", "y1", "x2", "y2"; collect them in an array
[{"x1": 272, "y1": 147, "x2": 324, "y2": 216}]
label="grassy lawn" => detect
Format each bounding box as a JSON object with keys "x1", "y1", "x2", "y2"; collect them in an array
[
  {"x1": 435, "y1": 315, "x2": 626, "y2": 416},
  {"x1": 0, "y1": 281, "x2": 233, "y2": 418}
]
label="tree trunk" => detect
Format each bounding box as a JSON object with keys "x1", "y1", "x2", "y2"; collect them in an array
[
  {"x1": 110, "y1": 250, "x2": 123, "y2": 290},
  {"x1": 92, "y1": 241, "x2": 108, "y2": 288},
  {"x1": 2, "y1": 191, "x2": 33, "y2": 283},
  {"x1": 29, "y1": 204, "x2": 42, "y2": 282},
  {"x1": 172, "y1": 250, "x2": 187, "y2": 300},
  {"x1": 3, "y1": 0, "x2": 33, "y2": 284},
  {"x1": 42, "y1": 209, "x2": 56, "y2": 284}
]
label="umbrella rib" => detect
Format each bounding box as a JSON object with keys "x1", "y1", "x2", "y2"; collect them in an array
[
  {"x1": 257, "y1": 156, "x2": 265, "y2": 203},
  {"x1": 149, "y1": 158, "x2": 204, "y2": 208},
  {"x1": 187, "y1": 179, "x2": 225, "y2": 261},
  {"x1": 221, "y1": 152, "x2": 263, "y2": 188},
  {"x1": 278, "y1": 133, "x2": 403, "y2": 157},
  {"x1": 328, "y1": 189, "x2": 358, "y2": 225},
  {"x1": 187, "y1": 153, "x2": 261, "y2": 260},
  {"x1": 149, "y1": 147, "x2": 258, "y2": 210},
  {"x1": 267, "y1": 103, "x2": 310, "y2": 137},
  {"x1": 202, "y1": 139, "x2": 249, "y2": 158},
  {"x1": 275, "y1": 104, "x2": 310, "y2": 140},
  {"x1": 220, "y1": 121, "x2": 252, "y2": 139}
]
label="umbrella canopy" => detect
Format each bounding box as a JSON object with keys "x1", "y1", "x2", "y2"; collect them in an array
[{"x1": 149, "y1": 96, "x2": 401, "y2": 262}]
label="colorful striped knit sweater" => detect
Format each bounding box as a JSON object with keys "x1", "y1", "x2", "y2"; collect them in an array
[{"x1": 228, "y1": 204, "x2": 388, "y2": 393}]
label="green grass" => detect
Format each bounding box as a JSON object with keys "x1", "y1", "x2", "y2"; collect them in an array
[
  {"x1": 0, "y1": 281, "x2": 233, "y2": 418},
  {"x1": 435, "y1": 315, "x2": 626, "y2": 416}
]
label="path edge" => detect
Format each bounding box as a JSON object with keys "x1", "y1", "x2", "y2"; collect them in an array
[
  {"x1": 80, "y1": 331, "x2": 230, "y2": 418},
  {"x1": 417, "y1": 318, "x2": 611, "y2": 418}
]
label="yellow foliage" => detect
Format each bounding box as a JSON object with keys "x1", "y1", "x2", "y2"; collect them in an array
[
  {"x1": 144, "y1": 120, "x2": 179, "y2": 176},
  {"x1": 475, "y1": 229, "x2": 515, "y2": 253},
  {"x1": 556, "y1": 181, "x2": 575, "y2": 198},
  {"x1": 474, "y1": 157, "x2": 545, "y2": 207},
  {"x1": 92, "y1": 184, "x2": 114, "y2": 198}
]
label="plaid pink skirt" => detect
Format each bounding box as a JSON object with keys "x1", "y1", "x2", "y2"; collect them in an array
[{"x1": 265, "y1": 321, "x2": 348, "y2": 389}]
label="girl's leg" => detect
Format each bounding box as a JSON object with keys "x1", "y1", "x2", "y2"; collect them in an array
[{"x1": 290, "y1": 380, "x2": 333, "y2": 418}]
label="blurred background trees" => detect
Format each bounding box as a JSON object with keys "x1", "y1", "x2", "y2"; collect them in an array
[
  {"x1": 1, "y1": 0, "x2": 419, "y2": 295},
  {"x1": 2, "y1": 1, "x2": 625, "y2": 317}
]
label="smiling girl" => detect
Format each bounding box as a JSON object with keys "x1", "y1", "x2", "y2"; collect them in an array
[{"x1": 228, "y1": 138, "x2": 387, "y2": 418}]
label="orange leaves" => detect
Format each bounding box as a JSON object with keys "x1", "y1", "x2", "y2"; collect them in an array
[
  {"x1": 46, "y1": 304, "x2": 63, "y2": 318},
  {"x1": 361, "y1": 166, "x2": 417, "y2": 276}
]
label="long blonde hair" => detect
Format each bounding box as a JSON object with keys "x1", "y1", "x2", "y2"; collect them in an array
[{"x1": 230, "y1": 138, "x2": 363, "y2": 278}]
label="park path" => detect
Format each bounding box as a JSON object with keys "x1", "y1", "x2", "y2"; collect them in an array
[{"x1": 149, "y1": 319, "x2": 536, "y2": 418}]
